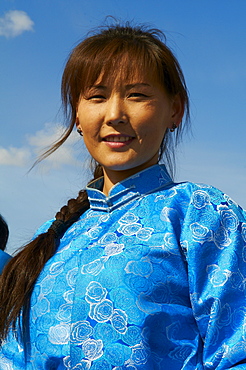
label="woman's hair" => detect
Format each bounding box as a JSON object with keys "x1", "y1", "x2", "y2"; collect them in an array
[
  {"x1": 0, "y1": 22, "x2": 190, "y2": 343},
  {"x1": 0, "y1": 214, "x2": 9, "y2": 251}
]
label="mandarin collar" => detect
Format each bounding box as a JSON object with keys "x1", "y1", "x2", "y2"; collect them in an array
[{"x1": 86, "y1": 164, "x2": 173, "y2": 212}]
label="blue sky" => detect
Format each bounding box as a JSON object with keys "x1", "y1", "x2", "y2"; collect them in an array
[{"x1": 1, "y1": 0, "x2": 246, "y2": 254}]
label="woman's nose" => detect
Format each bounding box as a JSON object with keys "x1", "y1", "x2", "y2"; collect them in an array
[{"x1": 105, "y1": 96, "x2": 128, "y2": 125}]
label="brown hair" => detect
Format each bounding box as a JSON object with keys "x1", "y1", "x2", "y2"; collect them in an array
[{"x1": 0, "y1": 22, "x2": 189, "y2": 343}]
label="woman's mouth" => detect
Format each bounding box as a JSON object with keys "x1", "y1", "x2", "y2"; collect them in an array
[
  {"x1": 104, "y1": 135, "x2": 134, "y2": 142},
  {"x1": 103, "y1": 135, "x2": 134, "y2": 148}
]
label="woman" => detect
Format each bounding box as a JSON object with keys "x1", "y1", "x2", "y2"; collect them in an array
[
  {"x1": 0, "y1": 214, "x2": 11, "y2": 274},
  {"x1": 1, "y1": 23, "x2": 246, "y2": 369}
]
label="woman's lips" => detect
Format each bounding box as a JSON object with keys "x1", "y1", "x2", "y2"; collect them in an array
[
  {"x1": 104, "y1": 135, "x2": 133, "y2": 142},
  {"x1": 103, "y1": 135, "x2": 134, "y2": 148}
]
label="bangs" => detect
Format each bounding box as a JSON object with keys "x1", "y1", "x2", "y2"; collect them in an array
[{"x1": 74, "y1": 38, "x2": 163, "y2": 95}]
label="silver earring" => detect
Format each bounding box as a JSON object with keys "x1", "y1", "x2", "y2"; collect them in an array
[
  {"x1": 77, "y1": 128, "x2": 83, "y2": 136},
  {"x1": 170, "y1": 123, "x2": 177, "y2": 132}
]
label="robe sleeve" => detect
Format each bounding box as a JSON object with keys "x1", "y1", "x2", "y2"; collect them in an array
[
  {"x1": 181, "y1": 184, "x2": 246, "y2": 368},
  {"x1": 0, "y1": 249, "x2": 12, "y2": 274},
  {"x1": 0, "y1": 219, "x2": 53, "y2": 275}
]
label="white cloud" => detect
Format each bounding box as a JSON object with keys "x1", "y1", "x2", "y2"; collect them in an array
[
  {"x1": 0, "y1": 146, "x2": 31, "y2": 166},
  {"x1": 0, "y1": 123, "x2": 85, "y2": 169},
  {"x1": 28, "y1": 123, "x2": 85, "y2": 169},
  {"x1": 0, "y1": 10, "x2": 34, "y2": 38}
]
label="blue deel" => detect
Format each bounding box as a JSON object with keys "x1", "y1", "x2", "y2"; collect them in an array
[{"x1": 1, "y1": 164, "x2": 246, "y2": 369}]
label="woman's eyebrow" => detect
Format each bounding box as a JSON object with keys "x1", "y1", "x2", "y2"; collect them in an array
[
  {"x1": 90, "y1": 85, "x2": 107, "y2": 90},
  {"x1": 125, "y1": 83, "x2": 151, "y2": 89},
  {"x1": 88, "y1": 83, "x2": 151, "y2": 91}
]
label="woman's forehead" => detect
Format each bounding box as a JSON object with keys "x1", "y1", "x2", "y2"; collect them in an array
[{"x1": 91, "y1": 67, "x2": 160, "y2": 88}]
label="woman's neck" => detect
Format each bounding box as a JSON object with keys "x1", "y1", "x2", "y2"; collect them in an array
[{"x1": 102, "y1": 162, "x2": 158, "y2": 195}]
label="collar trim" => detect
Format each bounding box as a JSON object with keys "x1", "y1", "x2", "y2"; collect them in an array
[{"x1": 86, "y1": 164, "x2": 173, "y2": 211}]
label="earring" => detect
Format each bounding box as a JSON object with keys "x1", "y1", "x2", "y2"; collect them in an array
[
  {"x1": 170, "y1": 123, "x2": 177, "y2": 132},
  {"x1": 77, "y1": 128, "x2": 83, "y2": 136}
]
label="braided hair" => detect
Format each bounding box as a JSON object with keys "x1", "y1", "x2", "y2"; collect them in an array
[{"x1": 0, "y1": 164, "x2": 104, "y2": 341}]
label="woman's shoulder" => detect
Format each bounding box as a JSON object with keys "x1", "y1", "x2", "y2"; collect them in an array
[
  {"x1": 33, "y1": 219, "x2": 55, "y2": 238},
  {"x1": 172, "y1": 180, "x2": 234, "y2": 201},
  {"x1": 165, "y1": 180, "x2": 245, "y2": 215}
]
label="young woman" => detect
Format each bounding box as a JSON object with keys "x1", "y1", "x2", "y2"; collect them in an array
[{"x1": 1, "y1": 23, "x2": 246, "y2": 369}]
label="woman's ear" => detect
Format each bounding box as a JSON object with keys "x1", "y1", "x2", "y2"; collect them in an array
[
  {"x1": 170, "y1": 94, "x2": 184, "y2": 128},
  {"x1": 75, "y1": 116, "x2": 83, "y2": 136},
  {"x1": 75, "y1": 116, "x2": 80, "y2": 128}
]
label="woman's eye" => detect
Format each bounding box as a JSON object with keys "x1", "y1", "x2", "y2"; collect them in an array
[
  {"x1": 88, "y1": 95, "x2": 105, "y2": 100},
  {"x1": 129, "y1": 93, "x2": 147, "y2": 98}
]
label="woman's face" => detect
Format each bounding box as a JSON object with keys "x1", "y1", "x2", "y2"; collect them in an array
[{"x1": 76, "y1": 72, "x2": 182, "y2": 184}]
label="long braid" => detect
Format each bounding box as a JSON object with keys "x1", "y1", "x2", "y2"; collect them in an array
[
  {"x1": 50, "y1": 190, "x2": 90, "y2": 239},
  {"x1": 0, "y1": 165, "x2": 102, "y2": 342}
]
